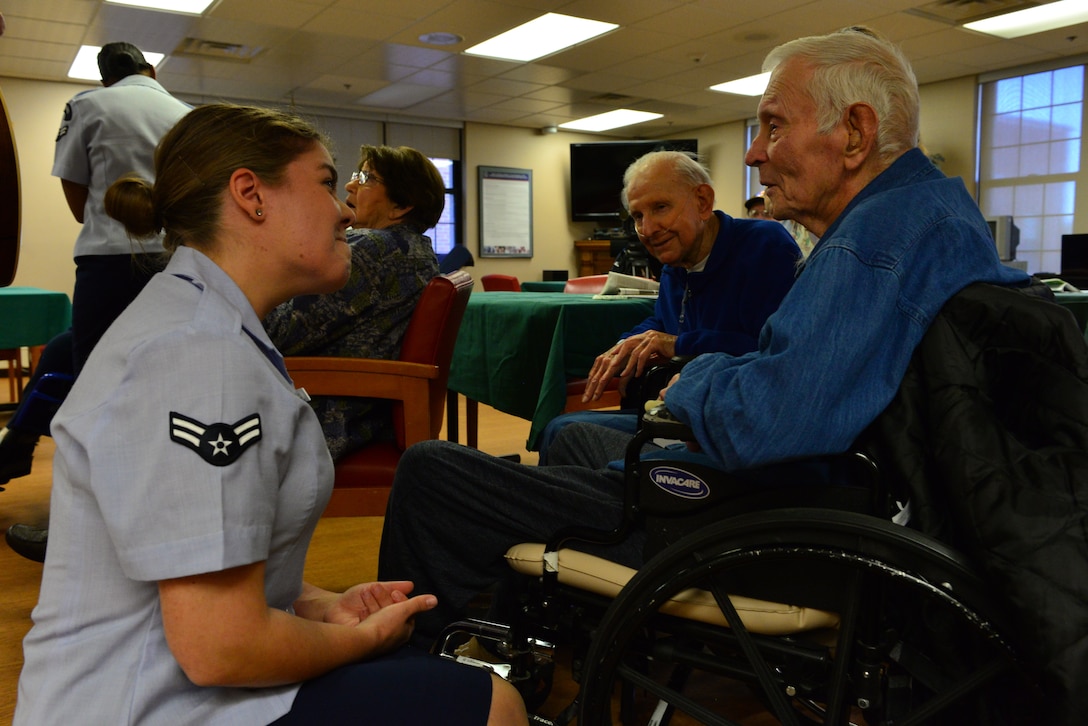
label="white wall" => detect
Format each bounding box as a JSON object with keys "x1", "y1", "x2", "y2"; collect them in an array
[
  {"x1": 3, "y1": 73, "x2": 986, "y2": 293},
  {"x1": 462, "y1": 120, "x2": 753, "y2": 283},
  {"x1": 918, "y1": 76, "x2": 978, "y2": 197},
  {"x1": 2, "y1": 76, "x2": 94, "y2": 296},
  {"x1": 463, "y1": 122, "x2": 598, "y2": 282}
]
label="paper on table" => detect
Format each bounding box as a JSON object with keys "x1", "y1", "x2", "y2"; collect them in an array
[{"x1": 593, "y1": 271, "x2": 660, "y2": 299}]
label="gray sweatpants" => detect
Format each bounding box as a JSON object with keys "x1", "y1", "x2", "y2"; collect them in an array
[{"x1": 377, "y1": 423, "x2": 654, "y2": 645}]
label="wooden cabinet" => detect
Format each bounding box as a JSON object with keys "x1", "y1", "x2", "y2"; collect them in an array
[{"x1": 575, "y1": 239, "x2": 614, "y2": 276}]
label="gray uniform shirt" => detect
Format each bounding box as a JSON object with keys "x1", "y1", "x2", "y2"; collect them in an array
[
  {"x1": 15, "y1": 246, "x2": 333, "y2": 725},
  {"x1": 51, "y1": 74, "x2": 190, "y2": 257}
]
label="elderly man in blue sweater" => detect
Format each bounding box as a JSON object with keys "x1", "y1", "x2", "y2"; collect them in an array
[{"x1": 536, "y1": 150, "x2": 801, "y2": 461}]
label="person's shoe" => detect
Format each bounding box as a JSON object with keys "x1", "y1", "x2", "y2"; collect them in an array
[
  {"x1": 6, "y1": 524, "x2": 48, "y2": 562},
  {"x1": 0, "y1": 427, "x2": 40, "y2": 485}
]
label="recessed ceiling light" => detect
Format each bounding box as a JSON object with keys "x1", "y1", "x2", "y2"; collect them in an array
[
  {"x1": 963, "y1": 0, "x2": 1088, "y2": 39},
  {"x1": 465, "y1": 13, "x2": 618, "y2": 62},
  {"x1": 419, "y1": 32, "x2": 464, "y2": 46},
  {"x1": 559, "y1": 109, "x2": 663, "y2": 133},
  {"x1": 709, "y1": 72, "x2": 771, "y2": 97},
  {"x1": 67, "y1": 45, "x2": 166, "y2": 81},
  {"x1": 106, "y1": 0, "x2": 215, "y2": 13}
]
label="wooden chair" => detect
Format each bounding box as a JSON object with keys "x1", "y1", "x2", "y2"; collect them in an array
[
  {"x1": 563, "y1": 274, "x2": 622, "y2": 409},
  {"x1": 1, "y1": 348, "x2": 23, "y2": 402},
  {"x1": 284, "y1": 270, "x2": 474, "y2": 517},
  {"x1": 481, "y1": 274, "x2": 521, "y2": 292}
]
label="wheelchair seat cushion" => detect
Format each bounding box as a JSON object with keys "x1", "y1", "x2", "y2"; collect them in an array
[{"x1": 505, "y1": 542, "x2": 839, "y2": 635}]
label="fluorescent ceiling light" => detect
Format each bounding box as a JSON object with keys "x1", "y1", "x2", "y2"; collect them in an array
[
  {"x1": 709, "y1": 72, "x2": 771, "y2": 97},
  {"x1": 559, "y1": 109, "x2": 663, "y2": 132},
  {"x1": 465, "y1": 13, "x2": 618, "y2": 62},
  {"x1": 963, "y1": 0, "x2": 1088, "y2": 39},
  {"x1": 106, "y1": 0, "x2": 215, "y2": 13},
  {"x1": 68, "y1": 45, "x2": 166, "y2": 81}
]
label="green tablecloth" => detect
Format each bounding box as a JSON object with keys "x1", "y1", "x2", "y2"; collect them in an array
[
  {"x1": 1055, "y1": 291, "x2": 1088, "y2": 333},
  {"x1": 0, "y1": 286, "x2": 72, "y2": 349},
  {"x1": 448, "y1": 291, "x2": 656, "y2": 449}
]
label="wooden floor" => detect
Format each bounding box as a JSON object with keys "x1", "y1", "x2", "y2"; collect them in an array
[{"x1": 0, "y1": 389, "x2": 774, "y2": 724}]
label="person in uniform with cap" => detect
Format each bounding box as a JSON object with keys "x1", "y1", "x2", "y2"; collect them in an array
[
  {"x1": 1, "y1": 43, "x2": 190, "y2": 557},
  {"x1": 54, "y1": 40, "x2": 191, "y2": 372}
]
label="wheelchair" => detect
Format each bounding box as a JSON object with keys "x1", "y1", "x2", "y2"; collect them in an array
[{"x1": 434, "y1": 282, "x2": 1084, "y2": 725}]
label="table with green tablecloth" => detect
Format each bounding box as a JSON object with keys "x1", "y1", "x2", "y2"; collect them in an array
[
  {"x1": 1, "y1": 286, "x2": 72, "y2": 403},
  {"x1": 0, "y1": 286, "x2": 72, "y2": 350},
  {"x1": 1055, "y1": 291, "x2": 1088, "y2": 334},
  {"x1": 447, "y1": 291, "x2": 656, "y2": 449}
]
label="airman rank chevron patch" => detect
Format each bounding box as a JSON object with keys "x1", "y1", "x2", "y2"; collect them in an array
[{"x1": 169, "y1": 412, "x2": 262, "y2": 466}]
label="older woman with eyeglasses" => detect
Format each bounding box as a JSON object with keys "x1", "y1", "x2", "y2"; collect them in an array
[{"x1": 263, "y1": 144, "x2": 447, "y2": 461}]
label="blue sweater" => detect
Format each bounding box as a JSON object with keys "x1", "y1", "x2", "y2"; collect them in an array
[
  {"x1": 667, "y1": 149, "x2": 1030, "y2": 470},
  {"x1": 624, "y1": 210, "x2": 801, "y2": 357}
]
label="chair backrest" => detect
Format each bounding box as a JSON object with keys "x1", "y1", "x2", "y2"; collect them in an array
[
  {"x1": 481, "y1": 274, "x2": 521, "y2": 292},
  {"x1": 564, "y1": 274, "x2": 609, "y2": 294},
  {"x1": 394, "y1": 269, "x2": 474, "y2": 443}
]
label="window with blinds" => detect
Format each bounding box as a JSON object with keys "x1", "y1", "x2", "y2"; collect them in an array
[{"x1": 978, "y1": 64, "x2": 1085, "y2": 273}]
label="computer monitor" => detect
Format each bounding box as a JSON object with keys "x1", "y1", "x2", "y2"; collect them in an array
[
  {"x1": 985, "y1": 215, "x2": 1019, "y2": 261},
  {"x1": 1061, "y1": 233, "x2": 1088, "y2": 282}
]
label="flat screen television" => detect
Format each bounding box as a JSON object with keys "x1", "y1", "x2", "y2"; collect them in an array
[
  {"x1": 985, "y1": 215, "x2": 1019, "y2": 261},
  {"x1": 1061, "y1": 233, "x2": 1088, "y2": 276},
  {"x1": 570, "y1": 139, "x2": 698, "y2": 222}
]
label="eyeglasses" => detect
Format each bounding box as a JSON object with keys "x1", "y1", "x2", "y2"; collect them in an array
[{"x1": 349, "y1": 170, "x2": 384, "y2": 186}]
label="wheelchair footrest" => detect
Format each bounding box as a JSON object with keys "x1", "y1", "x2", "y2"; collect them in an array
[{"x1": 435, "y1": 618, "x2": 559, "y2": 721}]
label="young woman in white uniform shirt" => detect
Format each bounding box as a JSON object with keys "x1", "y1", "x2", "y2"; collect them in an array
[{"x1": 14, "y1": 103, "x2": 527, "y2": 725}]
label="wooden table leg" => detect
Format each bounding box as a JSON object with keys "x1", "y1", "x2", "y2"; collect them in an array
[
  {"x1": 446, "y1": 390, "x2": 460, "y2": 444},
  {"x1": 466, "y1": 397, "x2": 478, "y2": 449}
]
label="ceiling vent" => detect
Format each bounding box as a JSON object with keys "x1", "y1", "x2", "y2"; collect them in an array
[
  {"x1": 906, "y1": 0, "x2": 1041, "y2": 25},
  {"x1": 173, "y1": 38, "x2": 265, "y2": 63}
]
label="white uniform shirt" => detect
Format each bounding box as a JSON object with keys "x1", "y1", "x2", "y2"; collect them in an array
[
  {"x1": 15, "y1": 246, "x2": 334, "y2": 725},
  {"x1": 51, "y1": 74, "x2": 190, "y2": 257}
]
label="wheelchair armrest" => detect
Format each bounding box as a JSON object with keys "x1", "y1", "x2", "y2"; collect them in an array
[
  {"x1": 639, "y1": 401, "x2": 694, "y2": 441},
  {"x1": 620, "y1": 354, "x2": 695, "y2": 410},
  {"x1": 542, "y1": 402, "x2": 695, "y2": 555}
]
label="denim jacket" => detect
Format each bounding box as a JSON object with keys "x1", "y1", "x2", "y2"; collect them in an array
[{"x1": 666, "y1": 148, "x2": 1030, "y2": 471}]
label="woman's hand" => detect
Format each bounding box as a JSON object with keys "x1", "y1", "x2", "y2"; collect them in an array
[
  {"x1": 160, "y1": 566, "x2": 440, "y2": 687},
  {"x1": 297, "y1": 580, "x2": 436, "y2": 658}
]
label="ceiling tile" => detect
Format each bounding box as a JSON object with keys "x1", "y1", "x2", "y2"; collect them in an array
[{"x1": 2, "y1": 0, "x2": 1088, "y2": 137}]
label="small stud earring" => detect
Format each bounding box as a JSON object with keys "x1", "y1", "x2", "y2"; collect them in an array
[{"x1": 255, "y1": 209, "x2": 263, "y2": 217}]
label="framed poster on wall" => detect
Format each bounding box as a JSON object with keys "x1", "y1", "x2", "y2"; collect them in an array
[{"x1": 478, "y1": 165, "x2": 532, "y2": 258}]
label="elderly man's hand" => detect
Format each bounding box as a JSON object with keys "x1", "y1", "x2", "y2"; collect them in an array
[{"x1": 582, "y1": 330, "x2": 678, "y2": 402}]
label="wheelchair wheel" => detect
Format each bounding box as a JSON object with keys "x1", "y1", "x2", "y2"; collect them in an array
[{"x1": 578, "y1": 509, "x2": 1038, "y2": 725}]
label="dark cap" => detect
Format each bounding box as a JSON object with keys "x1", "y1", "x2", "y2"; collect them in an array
[
  {"x1": 744, "y1": 196, "x2": 765, "y2": 211},
  {"x1": 97, "y1": 42, "x2": 152, "y2": 82}
]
